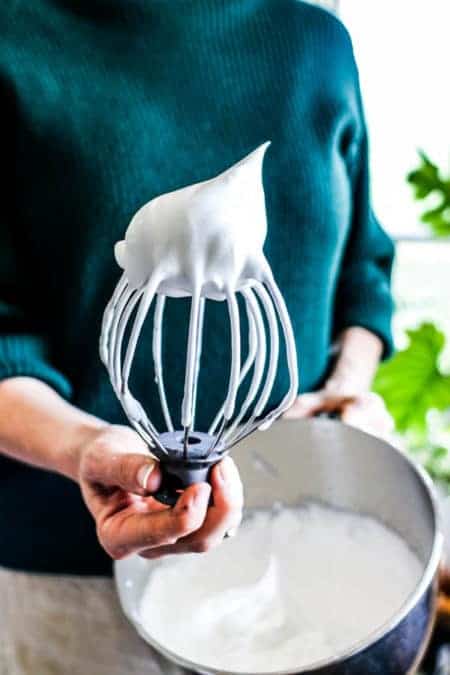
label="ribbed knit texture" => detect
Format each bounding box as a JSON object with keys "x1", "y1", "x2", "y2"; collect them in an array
[{"x1": 0, "y1": 0, "x2": 393, "y2": 574}]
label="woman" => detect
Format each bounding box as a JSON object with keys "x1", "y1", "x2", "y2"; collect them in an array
[{"x1": 0, "y1": 1, "x2": 394, "y2": 673}]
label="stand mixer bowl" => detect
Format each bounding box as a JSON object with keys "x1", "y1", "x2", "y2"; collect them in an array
[{"x1": 115, "y1": 418, "x2": 442, "y2": 675}]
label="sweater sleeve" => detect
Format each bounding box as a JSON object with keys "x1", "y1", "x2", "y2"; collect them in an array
[
  {"x1": 0, "y1": 224, "x2": 73, "y2": 398},
  {"x1": 332, "y1": 69, "x2": 395, "y2": 358},
  {"x1": 0, "y1": 75, "x2": 72, "y2": 399}
]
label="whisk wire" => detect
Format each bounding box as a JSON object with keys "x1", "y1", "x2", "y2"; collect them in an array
[
  {"x1": 100, "y1": 272, "x2": 127, "y2": 365},
  {"x1": 113, "y1": 287, "x2": 144, "y2": 395},
  {"x1": 101, "y1": 275, "x2": 298, "y2": 461},
  {"x1": 107, "y1": 285, "x2": 133, "y2": 391},
  {"x1": 122, "y1": 278, "x2": 158, "y2": 387},
  {"x1": 229, "y1": 274, "x2": 299, "y2": 444},
  {"x1": 153, "y1": 295, "x2": 174, "y2": 432},
  {"x1": 208, "y1": 293, "x2": 257, "y2": 435},
  {"x1": 222, "y1": 289, "x2": 241, "y2": 422},
  {"x1": 191, "y1": 297, "x2": 205, "y2": 431},
  {"x1": 181, "y1": 290, "x2": 202, "y2": 429},
  {"x1": 223, "y1": 286, "x2": 267, "y2": 442}
]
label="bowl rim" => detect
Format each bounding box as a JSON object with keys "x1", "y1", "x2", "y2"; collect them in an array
[{"x1": 114, "y1": 424, "x2": 443, "y2": 675}]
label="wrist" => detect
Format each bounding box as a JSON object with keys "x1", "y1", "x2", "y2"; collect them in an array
[
  {"x1": 328, "y1": 327, "x2": 383, "y2": 395},
  {"x1": 325, "y1": 360, "x2": 370, "y2": 397},
  {"x1": 61, "y1": 418, "x2": 109, "y2": 482},
  {"x1": 0, "y1": 377, "x2": 111, "y2": 481}
]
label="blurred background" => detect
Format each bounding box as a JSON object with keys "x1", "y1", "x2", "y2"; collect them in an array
[
  {"x1": 313, "y1": 0, "x2": 450, "y2": 490},
  {"x1": 315, "y1": 3, "x2": 450, "y2": 670}
]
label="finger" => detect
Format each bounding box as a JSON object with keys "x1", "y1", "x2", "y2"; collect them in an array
[
  {"x1": 317, "y1": 394, "x2": 355, "y2": 414},
  {"x1": 341, "y1": 392, "x2": 386, "y2": 420},
  {"x1": 83, "y1": 449, "x2": 162, "y2": 496},
  {"x1": 140, "y1": 457, "x2": 244, "y2": 558},
  {"x1": 139, "y1": 505, "x2": 243, "y2": 559},
  {"x1": 182, "y1": 457, "x2": 243, "y2": 549},
  {"x1": 341, "y1": 393, "x2": 394, "y2": 438},
  {"x1": 324, "y1": 374, "x2": 361, "y2": 398},
  {"x1": 284, "y1": 391, "x2": 349, "y2": 418},
  {"x1": 283, "y1": 393, "x2": 325, "y2": 418},
  {"x1": 209, "y1": 456, "x2": 244, "y2": 514},
  {"x1": 99, "y1": 482, "x2": 211, "y2": 559}
]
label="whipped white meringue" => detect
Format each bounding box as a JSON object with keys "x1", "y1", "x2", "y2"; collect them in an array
[{"x1": 138, "y1": 503, "x2": 422, "y2": 672}]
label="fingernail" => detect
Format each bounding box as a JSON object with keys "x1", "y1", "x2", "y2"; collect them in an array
[
  {"x1": 193, "y1": 483, "x2": 211, "y2": 506},
  {"x1": 218, "y1": 457, "x2": 234, "y2": 484},
  {"x1": 137, "y1": 461, "x2": 156, "y2": 490}
]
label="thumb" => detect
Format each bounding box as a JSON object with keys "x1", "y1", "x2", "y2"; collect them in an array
[{"x1": 84, "y1": 449, "x2": 162, "y2": 496}]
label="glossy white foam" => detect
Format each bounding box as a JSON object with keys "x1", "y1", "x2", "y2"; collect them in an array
[
  {"x1": 138, "y1": 503, "x2": 422, "y2": 673},
  {"x1": 115, "y1": 142, "x2": 271, "y2": 300}
]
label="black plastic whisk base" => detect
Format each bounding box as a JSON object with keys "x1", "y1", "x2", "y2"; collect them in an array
[{"x1": 153, "y1": 431, "x2": 225, "y2": 506}]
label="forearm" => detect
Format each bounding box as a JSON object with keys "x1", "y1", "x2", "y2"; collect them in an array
[
  {"x1": 327, "y1": 326, "x2": 383, "y2": 394},
  {"x1": 0, "y1": 377, "x2": 107, "y2": 481}
]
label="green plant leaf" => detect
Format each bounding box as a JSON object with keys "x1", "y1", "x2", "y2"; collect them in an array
[
  {"x1": 421, "y1": 205, "x2": 450, "y2": 236},
  {"x1": 406, "y1": 151, "x2": 450, "y2": 237},
  {"x1": 373, "y1": 322, "x2": 450, "y2": 434},
  {"x1": 423, "y1": 445, "x2": 450, "y2": 489},
  {"x1": 407, "y1": 151, "x2": 441, "y2": 198}
]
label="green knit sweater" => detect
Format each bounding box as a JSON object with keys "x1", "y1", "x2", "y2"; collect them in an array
[{"x1": 0, "y1": 0, "x2": 394, "y2": 575}]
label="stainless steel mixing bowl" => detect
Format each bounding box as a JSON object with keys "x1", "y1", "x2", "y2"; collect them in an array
[{"x1": 115, "y1": 418, "x2": 443, "y2": 674}]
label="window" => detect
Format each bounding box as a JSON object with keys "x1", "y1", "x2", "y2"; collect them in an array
[
  {"x1": 339, "y1": 0, "x2": 450, "y2": 239},
  {"x1": 336, "y1": 1, "x2": 450, "y2": 355}
]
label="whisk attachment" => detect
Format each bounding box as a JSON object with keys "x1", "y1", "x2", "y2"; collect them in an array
[{"x1": 100, "y1": 141, "x2": 299, "y2": 504}]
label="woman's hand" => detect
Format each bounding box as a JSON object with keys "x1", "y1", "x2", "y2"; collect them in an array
[
  {"x1": 76, "y1": 425, "x2": 243, "y2": 561},
  {"x1": 284, "y1": 389, "x2": 394, "y2": 439},
  {"x1": 0, "y1": 378, "x2": 243, "y2": 562},
  {"x1": 284, "y1": 327, "x2": 394, "y2": 440}
]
